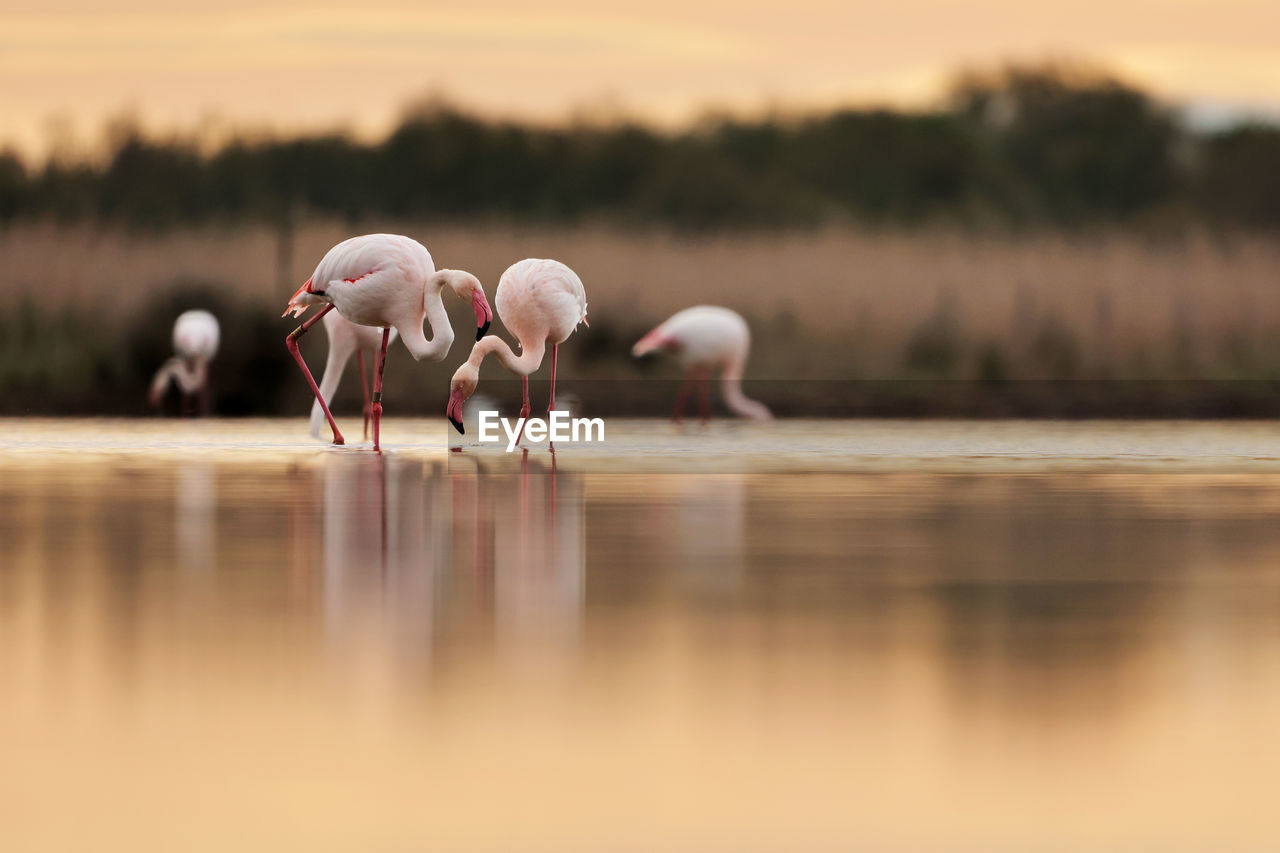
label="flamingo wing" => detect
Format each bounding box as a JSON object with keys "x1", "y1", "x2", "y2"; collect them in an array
[{"x1": 284, "y1": 234, "x2": 434, "y2": 319}]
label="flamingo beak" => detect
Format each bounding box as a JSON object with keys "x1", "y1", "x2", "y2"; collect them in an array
[
  {"x1": 446, "y1": 390, "x2": 466, "y2": 435},
  {"x1": 473, "y1": 291, "x2": 493, "y2": 341},
  {"x1": 282, "y1": 277, "x2": 315, "y2": 318}
]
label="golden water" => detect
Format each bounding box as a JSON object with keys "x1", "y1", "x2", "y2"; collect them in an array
[{"x1": 3, "y1": 419, "x2": 1280, "y2": 851}]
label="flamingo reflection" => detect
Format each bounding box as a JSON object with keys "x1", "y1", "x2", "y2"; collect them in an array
[
  {"x1": 318, "y1": 455, "x2": 440, "y2": 674},
  {"x1": 174, "y1": 461, "x2": 216, "y2": 574},
  {"x1": 494, "y1": 453, "x2": 585, "y2": 659},
  {"x1": 311, "y1": 451, "x2": 584, "y2": 672}
]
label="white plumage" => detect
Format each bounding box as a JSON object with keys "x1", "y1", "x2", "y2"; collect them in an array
[
  {"x1": 633, "y1": 305, "x2": 772, "y2": 421},
  {"x1": 173, "y1": 309, "x2": 220, "y2": 362},
  {"x1": 149, "y1": 309, "x2": 220, "y2": 413},
  {"x1": 446, "y1": 258, "x2": 588, "y2": 436},
  {"x1": 309, "y1": 311, "x2": 400, "y2": 440},
  {"x1": 282, "y1": 233, "x2": 492, "y2": 449}
]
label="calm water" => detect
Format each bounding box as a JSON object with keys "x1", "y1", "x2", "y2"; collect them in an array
[{"x1": 3, "y1": 419, "x2": 1280, "y2": 851}]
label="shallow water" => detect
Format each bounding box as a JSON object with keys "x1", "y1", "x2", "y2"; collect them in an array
[{"x1": 3, "y1": 419, "x2": 1280, "y2": 851}]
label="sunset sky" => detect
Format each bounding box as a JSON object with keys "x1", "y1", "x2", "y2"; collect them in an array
[{"x1": 3, "y1": 0, "x2": 1279, "y2": 158}]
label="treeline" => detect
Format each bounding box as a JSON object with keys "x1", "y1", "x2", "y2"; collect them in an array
[{"x1": 1, "y1": 65, "x2": 1279, "y2": 230}]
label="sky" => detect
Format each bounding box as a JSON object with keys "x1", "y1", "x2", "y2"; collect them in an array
[{"x1": 2, "y1": 0, "x2": 1279, "y2": 158}]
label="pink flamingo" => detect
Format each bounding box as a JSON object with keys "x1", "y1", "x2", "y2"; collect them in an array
[
  {"x1": 446, "y1": 258, "x2": 588, "y2": 438},
  {"x1": 149, "y1": 309, "x2": 220, "y2": 415},
  {"x1": 310, "y1": 311, "x2": 400, "y2": 442},
  {"x1": 283, "y1": 233, "x2": 493, "y2": 451},
  {"x1": 632, "y1": 306, "x2": 772, "y2": 422}
]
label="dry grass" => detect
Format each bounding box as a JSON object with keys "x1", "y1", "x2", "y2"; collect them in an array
[{"x1": 5, "y1": 221, "x2": 1280, "y2": 379}]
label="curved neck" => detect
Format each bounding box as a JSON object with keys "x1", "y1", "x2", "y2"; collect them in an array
[
  {"x1": 310, "y1": 339, "x2": 350, "y2": 438},
  {"x1": 468, "y1": 334, "x2": 545, "y2": 377},
  {"x1": 721, "y1": 358, "x2": 772, "y2": 420},
  {"x1": 152, "y1": 357, "x2": 206, "y2": 395},
  {"x1": 400, "y1": 274, "x2": 454, "y2": 362}
]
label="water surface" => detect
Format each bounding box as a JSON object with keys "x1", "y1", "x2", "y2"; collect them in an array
[{"x1": 3, "y1": 419, "x2": 1280, "y2": 851}]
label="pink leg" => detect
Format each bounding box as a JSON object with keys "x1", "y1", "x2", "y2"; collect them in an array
[
  {"x1": 286, "y1": 304, "x2": 344, "y2": 445},
  {"x1": 472, "y1": 476, "x2": 494, "y2": 602},
  {"x1": 672, "y1": 371, "x2": 694, "y2": 424},
  {"x1": 548, "y1": 345, "x2": 558, "y2": 414},
  {"x1": 549, "y1": 441, "x2": 557, "y2": 522},
  {"x1": 371, "y1": 328, "x2": 390, "y2": 451},
  {"x1": 547, "y1": 344, "x2": 558, "y2": 450},
  {"x1": 698, "y1": 369, "x2": 711, "y2": 424},
  {"x1": 357, "y1": 350, "x2": 371, "y2": 441},
  {"x1": 514, "y1": 376, "x2": 531, "y2": 447}
]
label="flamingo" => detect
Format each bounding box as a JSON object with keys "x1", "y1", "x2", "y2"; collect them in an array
[
  {"x1": 149, "y1": 309, "x2": 220, "y2": 415},
  {"x1": 446, "y1": 258, "x2": 588, "y2": 439},
  {"x1": 282, "y1": 233, "x2": 493, "y2": 451},
  {"x1": 632, "y1": 306, "x2": 772, "y2": 422},
  {"x1": 309, "y1": 311, "x2": 400, "y2": 442}
]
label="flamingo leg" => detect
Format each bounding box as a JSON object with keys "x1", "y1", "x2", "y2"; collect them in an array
[
  {"x1": 357, "y1": 350, "x2": 371, "y2": 440},
  {"x1": 197, "y1": 360, "x2": 211, "y2": 417},
  {"x1": 548, "y1": 344, "x2": 558, "y2": 450},
  {"x1": 514, "y1": 376, "x2": 531, "y2": 447},
  {"x1": 549, "y1": 442, "x2": 557, "y2": 526},
  {"x1": 672, "y1": 371, "x2": 694, "y2": 424},
  {"x1": 371, "y1": 328, "x2": 390, "y2": 452},
  {"x1": 698, "y1": 368, "x2": 712, "y2": 424},
  {"x1": 286, "y1": 303, "x2": 344, "y2": 445}
]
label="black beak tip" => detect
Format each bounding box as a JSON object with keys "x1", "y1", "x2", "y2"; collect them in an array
[
  {"x1": 477, "y1": 320, "x2": 491, "y2": 341},
  {"x1": 449, "y1": 415, "x2": 465, "y2": 435}
]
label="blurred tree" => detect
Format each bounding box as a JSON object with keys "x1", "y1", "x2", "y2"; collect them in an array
[
  {"x1": 952, "y1": 65, "x2": 1183, "y2": 222},
  {"x1": 789, "y1": 110, "x2": 991, "y2": 222},
  {"x1": 0, "y1": 151, "x2": 26, "y2": 223},
  {"x1": 99, "y1": 134, "x2": 206, "y2": 226},
  {"x1": 2, "y1": 65, "x2": 1276, "y2": 231},
  {"x1": 1195, "y1": 125, "x2": 1280, "y2": 226}
]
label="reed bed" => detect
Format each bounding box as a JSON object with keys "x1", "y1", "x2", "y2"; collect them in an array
[{"x1": 3, "y1": 222, "x2": 1280, "y2": 415}]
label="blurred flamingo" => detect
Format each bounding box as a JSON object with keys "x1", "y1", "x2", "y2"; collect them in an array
[
  {"x1": 149, "y1": 309, "x2": 220, "y2": 415},
  {"x1": 310, "y1": 311, "x2": 400, "y2": 442},
  {"x1": 282, "y1": 233, "x2": 493, "y2": 450},
  {"x1": 447, "y1": 258, "x2": 588, "y2": 441},
  {"x1": 632, "y1": 306, "x2": 772, "y2": 422}
]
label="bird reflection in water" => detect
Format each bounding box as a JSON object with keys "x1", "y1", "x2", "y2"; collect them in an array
[
  {"x1": 174, "y1": 461, "x2": 216, "y2": 574},
  {"x1": 309, "y1": 450, "x2": 585, "y2": 671},
  {"x1": 491, "y1": 452, "x2": 585, "y2": 659}
]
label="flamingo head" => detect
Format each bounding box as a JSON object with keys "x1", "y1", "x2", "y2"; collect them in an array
[
  {"x1": 437, "y1": 270, "x2": 493, "y2": 341},
  {"x1": 631, "y1": 329, "x2": 673, "y2": 358},
  {"x1": 282, "y1": 277, "x2": 327, "y2": 319},
  {"x1": 446, "y1": 362, "x2": 479, "y2": 435}
]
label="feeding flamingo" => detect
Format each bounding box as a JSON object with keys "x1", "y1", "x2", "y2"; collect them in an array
[
  {"x1": 309, "y1": 311, "x2": 400, "y2": 441},
  {"x1": 149, "y1": 309, "x2": 220, "y2": 415},
  {"x1": 282, "y1": 233, "x2": 492, "y2": 451},
  {"x1": 447, "y1": 258, "x2": 588, "y2": 439},
  {"x1": 632, "y1": 306, "x2": 772, "y2": 422}
]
